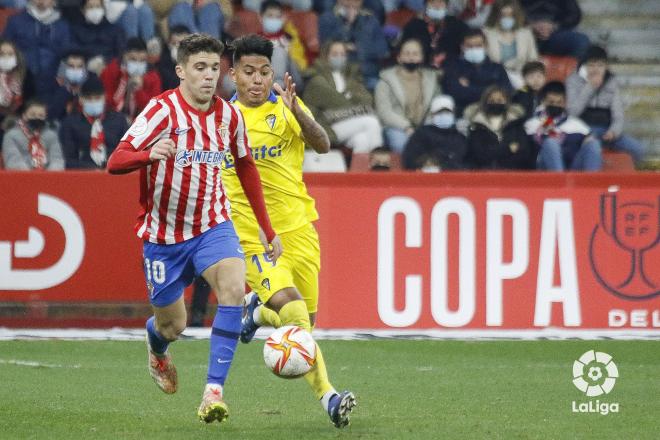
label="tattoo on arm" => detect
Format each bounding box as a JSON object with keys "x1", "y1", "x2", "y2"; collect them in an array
[{"x1": 293, "y1": 106, "x2": 330, "y2": 153}]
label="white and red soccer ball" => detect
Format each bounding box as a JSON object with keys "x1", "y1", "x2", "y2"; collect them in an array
[{"x1": 263, "y1": 326, "x2": 317, "y2": 378}]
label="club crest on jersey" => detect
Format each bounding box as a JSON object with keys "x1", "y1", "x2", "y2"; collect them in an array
[
  {"x1": 175, "y1": 149, "x2": 226, "y2": 167},
  {"x1": 265, "y1": 114, "x2": 276, "y2": 130},
  {"x1": 217, "y1": 124, "x2": 229, "y2": 145},
  {"x1": 261, "y1": 278, "x2": 271, "y2": 291}
]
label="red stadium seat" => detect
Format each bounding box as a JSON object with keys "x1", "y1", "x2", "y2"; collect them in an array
[
  {"x1": 385, "y1": 8, "x2": 416, "y2": 29},
  {"x1": 602, "y1": 150, "x2": 635, "y2": 172},
  {"x1": 288, "y1": 10, "x2": 320, "y2": 63},
  {"x1": 350, "y1": 152, "x2": 402, "y2": 171},
  {"x1": 0, "y1": 7, "x2": 19, "y2": 34},
  {"x1": 541, "y1": 55, "x2": 578, "y2": 82},
  {"x1": 226, "y1": 7, "x2": 261, "y2": 38}
]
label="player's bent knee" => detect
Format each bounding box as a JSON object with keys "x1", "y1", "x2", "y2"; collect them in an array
[
  {"x1": 156, "y1": 319, "x2": 186, "y2": 341},
  {"x1": 267, "y1": 287, "x2": 303, "y2": 312}
]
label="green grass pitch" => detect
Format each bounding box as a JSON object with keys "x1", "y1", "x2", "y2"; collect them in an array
[{"x1": 0, "y1": 339, "x2": 658, "y2": 439}]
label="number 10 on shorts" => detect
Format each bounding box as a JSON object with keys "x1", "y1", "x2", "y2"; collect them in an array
[{"x1": 144, "y1": 258, "x2": 166, "y2": 284}]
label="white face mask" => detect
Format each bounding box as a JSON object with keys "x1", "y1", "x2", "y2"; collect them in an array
[
  {"x1": 262, "y1": 17, "x2": 284, "y2": 34},
  {"x1": 126, "y1": 60, "x2": 147, "y2": 77},
  {"x1": 82, "y1": 99, "x2": 104, "y2": 117},
  {"x1": 85, "y1": 7, "x2": 105, "y2": 25},
  {"x1": 500, "y1": 16, "x2": 515, "y2": 30},
  {"x1": 432, "y1": 112, "x2": 455, "y2": 129},
  {"x1": 421, "y1": 164, "x2": 441, "y2": 173},
  {"x1": 0, "y1": 55, "x2": 17, "y2": 72},
  {"x1": 65, "y1": 67, "x2": 86, "y2": 84},
  {"x1": 426, "y1": 7, "x2": 446, "y2": 21},
  {"x1": 464, "y1": 47, "x2": 486, "y2": 64}
]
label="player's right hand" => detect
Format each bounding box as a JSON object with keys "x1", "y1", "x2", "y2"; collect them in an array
[{"x1": 149, "y1": 139, "x2": 176, "y2": 161}]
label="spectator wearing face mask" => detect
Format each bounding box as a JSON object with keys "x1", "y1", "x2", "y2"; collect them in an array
[
  {"x1": 442, "y1": 29, "x2": 512, "y2": 116},
  {"x1": 2, "y1": 0, "x2": 72, "y2": 98},
  {"x1": 103, "y1": 0, "x2": 156, "y2": 43},
  {"x1": 525, "y1": 81, "x2": 601, "y2": 171},
  {"x1": 59, "y1": 76, "x2": 128, "y2": 169},
  {"x1": 47, "y1": 51, "x2": 91, "y2": 122},
  {"x1": 512, "y1": 60, "x2": 545, "y2": 118},
  {"x1": 369, "y1": 146, "x2": 393, "y2": 171},
  {"x1": 464, "y1": 85, "x2": 534, "y2": 169},
  {"x1": 483, "y1": 0, "x2": 538, "y2": 89},
  {"x1": 375, "y1": 38, "x2": 442, "y2": 153},
  {"x1": 157, "y1": 25, "x2": 191, "y2": 91},
  {"x1": 566, "y1": 45, "x2": 645, "y2": 165},
  {"x1": 401, "y1": 0, "x2": 470, "y2": 68},
  {"x1": 69, "y1": 0, "x2": 126, "y2": 68},
  {"x1": 303, "y1": 40, "x2": 383, "y2": 153},
  {"x1": 258, "y1": 0, "x2": 305, "y2": 90},
  {"x1": 447, "y1": 0, "x2": 493, "y2": 29},
  {"x1": 167, "y1": 0, "x2": 229, "y2": 40},
  {"x1": 0, "y1": 39, "x2": 34, "y2": 131},
  {"x1": 402, "y1": 95, "x2": 468, "y2": 171},
  {"x1": 2, "y1": 99, "x2": 64, "y2": 170},
  {"x1": 318, "y1": 0, "x2": 389, "y2": 90},
  {"x1": 100, "y1": 38, "x2": 162, "y2": 120}
]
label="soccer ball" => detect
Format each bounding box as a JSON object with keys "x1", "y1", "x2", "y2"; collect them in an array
[{"x1": 263, "y1": 326, "x2": 317, "y2": 378}]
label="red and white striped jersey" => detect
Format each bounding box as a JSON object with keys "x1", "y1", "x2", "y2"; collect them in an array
[{"x1": 121, "y1": 88, "x2": 250, "y2": 244}]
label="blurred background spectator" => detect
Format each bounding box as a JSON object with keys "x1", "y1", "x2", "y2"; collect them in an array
[
  {"x1": 401, "y1": 0, "x2": 469, "y2": 68},
  {"x1": 100, "y1": 37, "x2": 161, "y2": 121},
  {"x1": 59, "y1": 75, "x2": 128, "y2": 169},
  {"x1": 156, "y1": 24, "x2": 190, "y2": 91},
  {"x1": 526, "y1": 81, "x2": 601, "y2": 171},
  {"x1": 519, "y1": 0, "x2": 589, "y2": 59},
  {"x1": 259, "y1": 0, "x2": 305, "y2": 89},
  {"x1": 375, "y1": 38, "x2": 441, "y2": 153},
  {"x1": 3, "y1": 0, "x2": 72, "y2": 98},
  {"x1": 566, "y1": 45, "x2": 645, "y2": 166},
  {"x1": 318, "y1": 0, "x2": 389, "y2": 90},
  {"x1": 2, "y1": 99, "x2": 64, "y2": 170},
  {"x1": 512, "y1": 60, "x2": 545, "y2": 118},
  {"x1": 369, "y1": 146, "x2": 392, "y2": 170},
  {"x1": 167, "y1": 0, "x2": 227, "y2": 40},
  {"x1": 402, "y1": 94, "x2": 467, "y2": 171},
  {"x1": 448, "y1": 0, "x2": 493, "y2": 29},
  {"x1": 47, "y1": 51, "x2": 90, "y2": 122},
  {"x1": 103, "y1": 0, "x2": 155, "y2": 43},
  {"x1": 0, "y1": 39, "x2": 33, "y2": 136},
  {"x1": 303, "y1": 39, "x2": 382, "y2": 153},
  {"x1": 483, "y1": 0, "x2": 537, "y2": 88},
  {"x1": 442, "y1": 28, "x2": 511, "y2": 116},
  {"x1": 464, "y1": 84, "x2": 534, "y2": 169}
]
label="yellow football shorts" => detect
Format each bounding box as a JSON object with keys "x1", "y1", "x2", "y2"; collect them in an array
[{"x1": 245, "y1": 223, "x2": 321, "y2": 313}]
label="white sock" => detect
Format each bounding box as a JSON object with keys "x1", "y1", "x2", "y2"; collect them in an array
[
  {"x1": 320, "y1": 389, "x2": 338, "y2": 411},
  {"x1": 253, "y1": 305, "x2": 263, "y2": 326},
  {"x1": 205, "y1": 383, "x2": 223, "y2": 394}
]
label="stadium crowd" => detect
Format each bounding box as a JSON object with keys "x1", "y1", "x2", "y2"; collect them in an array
[{"x1": 0, "y1": 0, "x2": 644, "y2": 171}]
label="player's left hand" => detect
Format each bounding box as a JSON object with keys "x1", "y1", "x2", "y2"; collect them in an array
[
  {"x1": 259, "y1": 228, "x2": 283, "y2": 262},
  {"x1": 273, "y1": 72, "x2": 300, "y2": 113}
]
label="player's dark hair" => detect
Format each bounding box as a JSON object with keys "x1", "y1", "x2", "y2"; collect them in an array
[
  {"x1": 260, "y1": 0, "x2": 283, "y2": 14},
  {"x1": 177, "y1": 33, "x2": 225, "y2": 65},
  {"x1": 125, "y1": 37, "x2": 147, "y2": 53},
  {"x1": 231, "y1": 34, "x2": 273, "y2": 64},
  {"x1": 540, "y1": 81, "x2": 566, "y2": 100},
  {"x1": 522, "y1": 60, "x2": 545, "y2": 77}
]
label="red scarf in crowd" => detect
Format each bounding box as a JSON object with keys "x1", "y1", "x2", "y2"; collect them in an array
[
  {"x1": 85, "y1": 113, "x2": 107, "y2": 167},
  {"x1": 18, "y1": 119, "x2": 46, "y2": 169},
  {"x1": 112, "y1": 69, "x2": 136, "y2": 116}
]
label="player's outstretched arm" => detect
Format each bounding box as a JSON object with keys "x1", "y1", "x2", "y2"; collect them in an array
[
  {"x1": 107, "y1": 139, "x2": 176, "y2": 174},
  {"x1": 273, "y1": 72, "x2": 330, "y2": 154}
]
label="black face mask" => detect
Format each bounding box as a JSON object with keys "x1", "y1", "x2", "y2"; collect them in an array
[
  {"x1": 26, "y1": 118, "x2": 46, "y2": 131},
  {"x1": 402, "y1": 62, "x2": 421, "y2": 72},
  {"x1": 546, "y1": 105, "x2": 564, "y2": 118},
  {"x1": 370, "y1": 164, "x2": 391, "y2": 171},
  {"x1": 485, "y1": 103, "x2": 507, "y2": 115}
]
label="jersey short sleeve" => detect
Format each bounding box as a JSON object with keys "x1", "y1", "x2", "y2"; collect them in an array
[
  {"x1": 230, "y1": 103, "x2": 250, "y2": 159},
  {"x1": 121, "y1": 99, "x2": 171, "y2": 151}
]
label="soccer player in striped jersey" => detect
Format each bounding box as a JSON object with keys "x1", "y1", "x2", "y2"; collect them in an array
[
  {"x1": 222, "y1": 34, "x2": 356, "y2": 428},
  {"x1": 107, "y1": 34, "x2": 283, "y2": 424}
]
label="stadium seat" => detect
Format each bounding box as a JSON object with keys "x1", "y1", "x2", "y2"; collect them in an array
[
  {"x1": 349, "y1": 152, "x2": 402, "y2": 172},
  {"x1": 602, "y1": 150, "x2": 635, "y2": 172},
  {"x1": 288, "y1": 11, "x2": 320, "y2": 64},
  {"x1": 226, "y1": 7, "x2": 261, "y2": 38},
  {"x1": 0, "y1": 8, "x2": 19, "y2": 34},
  {"x1": 385, "y1": 8, "x2": 416, "y2": 29},
  {"x1": 541, "y1": 55, "x2": 578, "y2": 82},
  {"x1": 303, "y1": 150, "x2": 347, "y2": 172}
]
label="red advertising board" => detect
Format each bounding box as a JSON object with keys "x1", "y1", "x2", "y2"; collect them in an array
[{"x1": 1, "y1": 171, "x2": 659, "y2": 330}]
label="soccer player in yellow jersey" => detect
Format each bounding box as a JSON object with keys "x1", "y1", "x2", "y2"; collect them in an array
[{"x1": 221, "y1": 34, "x2": 357, "y2": 428}]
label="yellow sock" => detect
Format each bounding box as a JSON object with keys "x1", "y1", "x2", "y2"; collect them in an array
[
  {"x1": 258, "y1": 305, "x2": 282, "y2": 328},
  {"x1": 278, "y1": 301, "x2": 335, "y2": 400}
]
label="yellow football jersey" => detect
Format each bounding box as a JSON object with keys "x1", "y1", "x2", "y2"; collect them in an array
[{"x1": 222, "y1": 92, "x2": 319, "y2": 253}]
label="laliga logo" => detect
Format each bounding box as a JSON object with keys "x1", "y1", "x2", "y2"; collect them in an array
[
  {"x1": 572, "y1": 350, "x2": 618, "y2": 396},
  {"x1": 589, "y1": 193, "x2": 660, "y2": 300},
  {"x1": 175, "y1": 149, "x2": 193, "y2": 167},
  {"x1": 0, "y1": 193, "x2": 85, "y2": 290}
]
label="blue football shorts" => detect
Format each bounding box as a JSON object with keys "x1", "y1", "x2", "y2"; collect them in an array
[{"x1": 142, "y1": 221, "x2": 244, "y2": 307}]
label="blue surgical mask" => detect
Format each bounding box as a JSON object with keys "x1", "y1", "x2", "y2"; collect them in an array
[
  {"x1": 464, "y1": 47, "x2": 486, "y2": 64},
  {"x1": 262, "y1": 17, "x2": 284, "y2": 34},
  {"x1": 82, "y1": 99, "x2": 104, "y2": 117},
  {"x1": 500, "y1": 17, "x2": 515, "y2": 30},
  {"x1": 125, "y1": 60, "x2": 147, "y2": 77},
  {"x1": 432, "y1": 112, "x2": 455, "y2": 129},
  {"x1": 328, "y1": 55, "x2": 347, "y2": 71},
  {"x1": 426, "y1": 7, "x2": 446, "y2": 21},
  {"x1": 65, "y1": 67, "x2": 87, "y2": 84}
]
